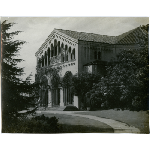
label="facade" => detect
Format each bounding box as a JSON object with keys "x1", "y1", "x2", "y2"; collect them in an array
[{"x1": 35, "y1": 26, "x2": 148, "y2": 108}]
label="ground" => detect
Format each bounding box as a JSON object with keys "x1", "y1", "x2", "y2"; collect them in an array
[
  {"x1": 75, "y1": 109, "x2": 149, "y2": 134},
  {"x1": 41, "y1": 113, "x2": 114, "y2": 133},
  {"x1": 36, "y1": 109, "x2": 149, "y2": 134}
]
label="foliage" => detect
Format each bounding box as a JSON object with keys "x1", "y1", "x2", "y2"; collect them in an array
[
  {"x1": 71, "y1": 72, "x2": 101, "y2": 108},
  {"x1": 36, "y1": 67, "x2": 60, "y2": 89},
  {"x1": 2, "y1": 114, "x2": 60, "y2": 133},
  {"x1": 61, "y1": 71, "x2": 73, "y2": 88},
  {"x1": 87, "y1": 26, "x2": 149, "y2": 110},
  {"x1": 1, "y1": 20, "x2": 38, "y2": 122}
]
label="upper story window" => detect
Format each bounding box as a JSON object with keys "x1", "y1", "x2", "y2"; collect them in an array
[
  {"x1": 72, "y1": 48, "x2": 75, "y2": 59},
  {"x1": 94, "y1": 51, "x2": 97, "y2": 59},
  {"x1": 84, "y1": 47, "x2": 86, "y2": 59},
  {"x1": 98, "y1": 51, "x2": 101, "y2": 60}
]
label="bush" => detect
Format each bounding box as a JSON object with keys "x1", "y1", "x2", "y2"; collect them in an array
[{"x1": 2, "y1": 114, "x2": 60, "y2": 133}]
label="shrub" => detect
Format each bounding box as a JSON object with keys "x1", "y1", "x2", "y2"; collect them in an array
[{"x1": 2, "y1": 114, "x2": 60, "y2": 133}]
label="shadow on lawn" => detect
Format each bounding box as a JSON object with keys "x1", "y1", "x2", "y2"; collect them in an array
[{"x1": 58, "y1": 124, "x2": 114, "y2": 133}]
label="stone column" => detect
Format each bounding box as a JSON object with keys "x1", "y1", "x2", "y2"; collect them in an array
[
  {"x1": 64, "y1": 88, "x2": 66, "y2": 105},
  {"x1": 48, "y1": 90, "x2": 52, "y2": 107},
  {"x1": 60, "y1": 88, "x2": 64, "y2": 106},
  {"x1": 74, "y1": 96, "x2": 79, "y2": 108}
]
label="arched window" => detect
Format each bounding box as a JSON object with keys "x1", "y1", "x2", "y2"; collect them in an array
[
  {"x1": 65, "y1": 45, "x2": 68, "y2": 51},
  {"x1": 69, "y1": 47, "x2": 71, "y2": 53},
  {"x1": 48, "y1": 48, "x2": 50, "y2": 58},
  {"x1": 45, "y1": 51, "x2": 47, "y2": 66},
  {"x1": 68, "y1": 47, "x2": 71, "y2": 61},
  {"x1": 55, "y1": 46, "x2": 57, "y2": 56},
  {"x1": 98, "y1": 51, "x2": 101, "y2": 59},
  {"x1": 87, "y1": 48, "x2": 89, "y2": 60},
  {"x1": 48, "y1": 48, "x2": 50, "y2": 65},
  {"x1": 94, "y1": 51, "x2": 97, "y2": 59},
  {"x1": 54, "y1": 39, "x2": 57, "y2": 46},
  {"x1": 51, "y1": 44, "x2": 54, "y2": 57},
  {"x1": 42, "y1": 55, "x2": 44, "y2": 67},
  {"x1": 84, "y1": 47, "x2": 86, "y2": 59},
  {"x1": 72, "y1": 48, "x2": 75, "y2": 59},
  {"x1": 61, "y1": 42, "x2": 64, "y2": 48},
  {"x1": 58, "y1": 41, "x2": 60, "y2": 54}
]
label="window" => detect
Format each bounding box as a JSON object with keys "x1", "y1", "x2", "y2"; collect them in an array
[
  {"x1": 72, "y1": 48, "x2": 75, "y2": 59},
  {"x1": 84, "y1": 47, "x2": 86, "y2": 59},
  {"x1": 55, "y1": 46, "x2": 57, "y2": 56},
  {"x1": 94, "y1": 51, "x2": 97, "y2": 59},
  {"x1": 98, "y1": 51, "x2": 101, "y2": 59}
]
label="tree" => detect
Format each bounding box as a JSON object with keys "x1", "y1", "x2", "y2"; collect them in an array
[
  {"x1": 71, "y1": 72, "x2": 101, "y2": 109},
  {"x1": 62, "y1": 71, "x2": 73, "y2": 88},
  {"x1": 88, "y1": 25, "x2": 149, "y2": 110},
  {"x1": 1, "y1": 20, "x2": 37, "y2": 123}
]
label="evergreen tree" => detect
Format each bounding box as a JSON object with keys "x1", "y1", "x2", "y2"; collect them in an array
[{"x1": 1, "y1": 20, "x2": 37, "y2": 123}]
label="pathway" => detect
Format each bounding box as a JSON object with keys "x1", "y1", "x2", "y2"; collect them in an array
[{"x1": 36, "y1": 111, "x2": 140, "y2": 133}]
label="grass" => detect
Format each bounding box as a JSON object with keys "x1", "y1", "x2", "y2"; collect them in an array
[
  {"x1": 40, "y1": 113, "x2": 114, "y2": 133},
  {"x1": 75, "y1": 109, "x2": 149, "y2": 134}
]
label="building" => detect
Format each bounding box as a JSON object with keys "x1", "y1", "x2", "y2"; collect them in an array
[{"x1": 35, "y1": 26, "x2": 148, "y2": 109}]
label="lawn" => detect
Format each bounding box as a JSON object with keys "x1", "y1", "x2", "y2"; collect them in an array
[
  {"x1": 40, "y1": 113, "x2": 114, "y2": 133},
  {"x1": 75, "y1": 109, "x2": 149, "y2": 134}
]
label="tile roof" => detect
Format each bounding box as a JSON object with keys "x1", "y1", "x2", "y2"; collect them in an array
[
  {"x1": 55, "y1": 26, "x2": 148, "y2": 44},
  {"x1": 36, "y1": 25, "x2": 148, "y2": 56},
  {"x1": 55, "y1": 29, "x2": 116, "y2": 44}
]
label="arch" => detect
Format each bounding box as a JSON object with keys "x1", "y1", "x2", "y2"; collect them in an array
[
  {"x1": 54, "y1": 39, "x2": 57, "y2": 46},
  {"x1": 40, "y1": 75, "x2": 48, "y2": 107},
  {"x1": 65, "y1": 44, "x2": 68, "y2": 50},
  {"x1": 69, "y1": 47, "x2": 71, "y2": 53}
]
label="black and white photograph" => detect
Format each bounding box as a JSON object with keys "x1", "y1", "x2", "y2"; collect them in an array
[{"x1": 1, "y1": 17, "x2": 149, "y2": 134}]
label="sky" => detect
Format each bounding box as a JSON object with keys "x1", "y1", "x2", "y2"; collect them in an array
[{"x1": 2, "y1": 17, "x2": 149, "y2": 81}]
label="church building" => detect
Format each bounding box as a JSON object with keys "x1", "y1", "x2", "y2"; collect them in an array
[{"x1": 35, "y1": 26, "x2": 148, "y2": 109}]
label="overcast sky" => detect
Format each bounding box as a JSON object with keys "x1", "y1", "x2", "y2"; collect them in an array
[{"x1": 2, "y1": 17, "x2": 149, "y2": 81}]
